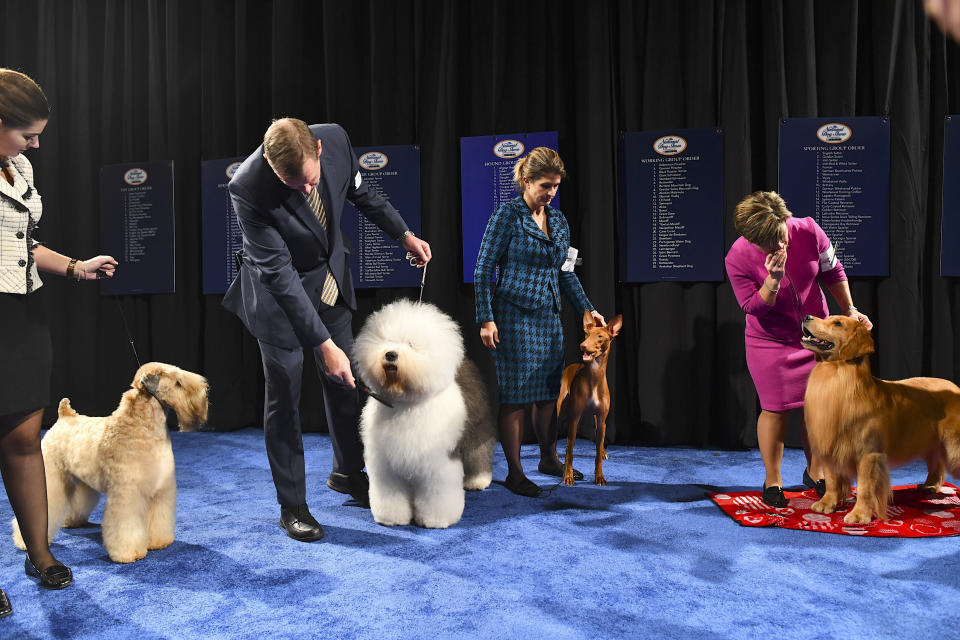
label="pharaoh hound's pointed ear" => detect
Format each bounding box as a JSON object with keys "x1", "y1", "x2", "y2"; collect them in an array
[
  {"x1": 606, "y1": 315, "x2": 623, "y2": 337},
  {"x1": 582, "y1": 309, "x2": 596, "y2": 332}
]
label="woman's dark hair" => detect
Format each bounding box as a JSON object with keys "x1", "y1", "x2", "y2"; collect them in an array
[{"x1": 0, "y1": 69, "x2": 50, "y2": 129}]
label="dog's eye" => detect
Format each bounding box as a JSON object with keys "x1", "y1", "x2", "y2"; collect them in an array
[
  {"x1": 833, "y1": 320, "x2": 842, "y2": 326},
  {"x1": 175, "y1": 381, "x2": 182, "y2": 387}
]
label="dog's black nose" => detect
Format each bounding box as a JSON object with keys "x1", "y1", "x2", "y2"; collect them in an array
[
  {"x1": 385, "y1": 351, "x2": 398, "y2": 362},
  {"x1": 803, "y1": 315, "x2": 815, "y2": 322}
]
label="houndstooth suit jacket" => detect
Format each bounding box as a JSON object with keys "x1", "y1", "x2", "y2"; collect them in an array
[{"x1": 474, "y1": 196, "x2": 592, "y2": 324}]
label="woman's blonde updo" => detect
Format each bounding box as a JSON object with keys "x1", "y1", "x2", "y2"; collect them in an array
[
  {"x1": 513, "y1": 146, "x2": 566, "y2": 192},
  {"x1": 733, "y1": 191, "x2": 792, "y2": 248}
]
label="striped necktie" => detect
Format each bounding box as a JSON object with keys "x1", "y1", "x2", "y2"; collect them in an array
[{"x1": 306, "y1": 187, "x2": 339, "y2": 306}]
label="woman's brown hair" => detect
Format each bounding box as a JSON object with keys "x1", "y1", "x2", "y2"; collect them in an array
[
  {"x1": 733, "y1": 191, "x2": 792, "y2": 248},
  {"x1": 513, "y1": 146, "x2": 566, "y2": 191},
  {"x1": 0, "y1": 69, "x2": 50, "y2": 129}
]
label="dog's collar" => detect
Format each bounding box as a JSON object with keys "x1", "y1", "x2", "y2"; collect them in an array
[{"x1": 358, "y1": 379, "x2": 394, "y2": 408}]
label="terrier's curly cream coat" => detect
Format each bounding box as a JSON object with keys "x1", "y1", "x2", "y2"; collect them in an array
[{"x1": 12, "y1": 362, "x2": 208, "y2": 563}]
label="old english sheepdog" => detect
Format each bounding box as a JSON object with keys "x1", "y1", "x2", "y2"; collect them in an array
[{"x1": 354, "y1": 299, "x2": 496, "y2": 528}]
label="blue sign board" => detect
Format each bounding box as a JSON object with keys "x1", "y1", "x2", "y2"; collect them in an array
[
  {"x1": 618, "y1": 128, "x2": 724, "y2": 282},
  {"x1": 779, "y1": 117, "x2": 890, "y2": 277},
  {"x1": 942, "y1": 116, "x2": 960, "y2": 276},
  {"x1": 460, "y1": 131, "x2": 559, "y2": 283},
  {"x1": 201, "y1": 157, "x2": 244, "y2": 295},
  {"x1": 99, "y1": 161, "x2": 176, "y2": 295},
  {"x1": 342, "y1": 145, "x2": 422, "y2": 288}
]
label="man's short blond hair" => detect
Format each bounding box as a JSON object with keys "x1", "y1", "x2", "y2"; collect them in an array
[
  {"x1": 733, "y1": 191, "x2": 792, "y2": 248},
  {"x1": 263, "y1": 118, "x2": 317, "y2": 179}
]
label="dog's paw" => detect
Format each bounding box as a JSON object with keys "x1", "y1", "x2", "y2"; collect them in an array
[
  {"x1": 463, "y1": 471, "x2": 492, "y2": 491},
  {"x1": 371, "y1": 507, "x2": 412, "y2": 527},
  {"x1": 148, "y1": 536, "x2": 174, "y2": 551},
  {"x1": 63, "y1": 518, "x2": 90, "y2": 528},
  {"x1": 562, "y1": 472, "x2": 576, "y2": 486},
  {"x1": 811, "y1": 498, "x2": 837, "y2": 514},
  {"x1": 415, "y1": 516, "x2": 458, "y2": 529},
  {"x1": 918, "y1": 483, "x2": 942, "y2": 494},
  {"x1": 594, "y1": 473, "x2": 606, "y2": 486},
  {"x1": 843, "y1": 508, "x2": 875, "y2": 524},
  {"x1": 108, "y1": 548, "x2": 147, "y2": 564}
]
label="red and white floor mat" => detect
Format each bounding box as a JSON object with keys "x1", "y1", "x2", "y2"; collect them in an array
[{"x1": 710, "y1": 483, "x2": 960, "y2": 537}]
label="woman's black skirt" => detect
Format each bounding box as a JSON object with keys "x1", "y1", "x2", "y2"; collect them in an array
[{"x1": 0, "y1": 291, "x2": 51, "y2": 417}]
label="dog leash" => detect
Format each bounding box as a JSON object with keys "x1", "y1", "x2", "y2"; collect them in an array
[
  {"x1": 406, "y1": 252, "x2": 427, "y2": 303},
  {"x1": 115, "y1": 298, "x2": 143, "y2": 368}
]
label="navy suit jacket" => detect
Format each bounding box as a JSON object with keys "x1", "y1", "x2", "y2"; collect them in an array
[{"x1": 222, "y1": 124, "x2": 409, "y2": 349}]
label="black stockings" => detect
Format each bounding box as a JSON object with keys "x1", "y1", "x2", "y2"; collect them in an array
[
  {"x1": 498, "y1": 400, "x2": 561, "y2": 480},
  {"x1": 0, "y1": 409, "x2": 57, "y2": 571}
]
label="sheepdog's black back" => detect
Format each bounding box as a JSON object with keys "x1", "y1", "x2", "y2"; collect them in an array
[{"x1": 455, "y1": 358, "x2": 497, "y2": 454}]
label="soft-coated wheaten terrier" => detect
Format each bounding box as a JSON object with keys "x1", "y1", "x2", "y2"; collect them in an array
[{"x1": 12, "y1": 362, "x2": 208, "y2": 563}]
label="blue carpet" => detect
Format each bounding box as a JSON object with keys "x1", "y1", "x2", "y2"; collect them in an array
[{"x1": 0, "y1": 429, "x2": 957, "y2": 639}]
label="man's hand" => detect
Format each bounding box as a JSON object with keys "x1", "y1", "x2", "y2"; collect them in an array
[
  {"x1": 316, "y1": 339, "x2": 355, "y2": 388},
  {"x1": 401, "y1": 233, "x2": 432, "y2": 267}
]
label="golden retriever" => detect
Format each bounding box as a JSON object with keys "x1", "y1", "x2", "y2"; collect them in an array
[{"x1": 801, "y1": 314, "x2": 960, "y2": 523}]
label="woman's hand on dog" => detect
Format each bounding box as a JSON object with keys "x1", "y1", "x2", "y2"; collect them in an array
[
  {"x1": 316, "y1": 339, "x2": 356, "y2": 387},
  {"x1": 590, "y1": 311, "x2": 606, "y2": 327},
  {"x1": 480, "y1": 321, "x2": 499, "y2": 349},
  {"x1": 846, "y1": 308, "x2": 874, "y2": 331}
]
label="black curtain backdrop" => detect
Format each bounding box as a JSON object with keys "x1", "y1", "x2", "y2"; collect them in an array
[{"x1": 2, "y1": 0, "x2": 958, "y2": 448}]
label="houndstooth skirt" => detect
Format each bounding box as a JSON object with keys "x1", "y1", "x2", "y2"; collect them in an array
[
  {"x1": 491, "y1": 297, "x2": 564, "y2": 404},
  {"x1": 0, "y1": 291, "x2": 51, "y2": 417}
]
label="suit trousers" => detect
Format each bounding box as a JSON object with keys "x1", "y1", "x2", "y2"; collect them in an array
[{"x1": 257, "y1": 303, "x2": 363, "y2": 507}]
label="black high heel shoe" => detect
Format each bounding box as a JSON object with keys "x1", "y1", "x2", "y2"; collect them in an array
[
  {"x1": 802, "y1": 468, "x2": 827, "y2": 498},
  {"x1": 761, "y1": 484, "x2": 788, "y2": 508},
  {"x1": 24, "y1": 557, "x2": 73, "y2": 590},
  {"x1": 0, "y1": 588, "x2": 11, "y2": 618}
]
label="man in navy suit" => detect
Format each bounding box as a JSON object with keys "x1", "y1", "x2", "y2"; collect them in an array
[{"x1": 223, "y1": 118, "x2": 431, "y2": 541}]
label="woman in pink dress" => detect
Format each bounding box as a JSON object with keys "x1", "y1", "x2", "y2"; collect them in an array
[{"x1": 725, "y1": 191, "x2": 872, "y2": 507}]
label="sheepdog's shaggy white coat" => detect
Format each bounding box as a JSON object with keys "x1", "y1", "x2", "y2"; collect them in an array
[
  {"x1": 354, "y1": 299, "x2": 496, "y2": 528},
  {"x1": 12, "y1": 363, "x2": 208, "y2": 563}
]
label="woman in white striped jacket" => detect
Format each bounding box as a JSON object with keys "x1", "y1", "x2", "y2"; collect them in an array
[{"x1": 0, "y1": 69, "x2": 116, "y2": 615}]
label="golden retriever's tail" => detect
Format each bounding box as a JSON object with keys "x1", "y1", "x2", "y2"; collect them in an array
[{"x1": 57, "y1": 398, "x2": 77, "y2": 418}]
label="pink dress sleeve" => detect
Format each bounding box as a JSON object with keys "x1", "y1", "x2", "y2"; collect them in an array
[{"x1": 725, "y1": 241, "x2": 774, "y2": 318}]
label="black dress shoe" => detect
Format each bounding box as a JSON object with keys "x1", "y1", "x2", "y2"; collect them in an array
[
  {"x1": 0, "y1": 588, "x2": 11, "y2": 618},
  {"x1": 279, "y1": 504, "x2": 325, "y2": 542},
  {"x1": 761, "y1": 484, "x2": 788, "y2": 508},
  {"x1": 327, "y1": 471, "x2": 370, "y2": 507},
  {"x1": 803, "y1": 468, "x2": 827, "y2": 498},
  {"x1": 24, "y1": 557, "x2": 73, "y2": 590},
  {"x1": 537, "y1": 461, "x2": 584, "y2": 481}
]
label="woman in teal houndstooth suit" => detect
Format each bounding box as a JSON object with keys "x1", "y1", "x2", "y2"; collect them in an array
[{"x1": 474, "y1": 147, "x2": 605, "y2": 497}]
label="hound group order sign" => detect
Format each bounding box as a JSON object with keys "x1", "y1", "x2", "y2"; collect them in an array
[
  {"x1": 460, "y1": 131, "x2": 559, "y2": 284},
  {"x1": 779, "y1": 117, "x2": 891, "y2": 277}
]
